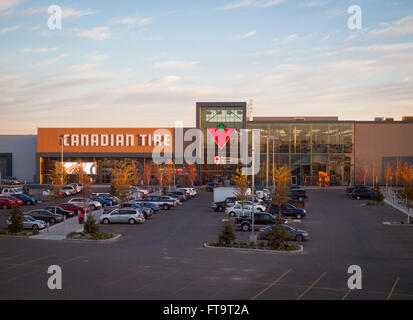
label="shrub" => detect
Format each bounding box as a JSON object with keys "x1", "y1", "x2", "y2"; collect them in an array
[
  {"x1": 258, "y1": 241, "x2": 265, "y2": 248},
  {"x1": 372, "y1": 185, "x2": 384, "y2": 203},
  {"x1": 218, "y1": 221, "x2": 236, "y2": 245},
  {"x1": 83, "y1": 213, "x2": 100, "y2": 235},
  {"x1": 249, "y1": 241, "x2": 256, "y2": 247},
  {"x1": 266, "y1": 224, "x2": 289, "y2": 250},
  {"x1": 7, "y1": 205, "x2": 24, "y2": 234}
]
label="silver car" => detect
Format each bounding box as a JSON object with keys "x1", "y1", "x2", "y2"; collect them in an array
[
  {"x1": 100, "y1": 208, "x2": 145, "y2": 225},
  {"x1": 68, "y1": 198, "x2": 102, "y2": 210},
  {"x1": 7, "y1": 215, "x2": 46, "y2": 231}
]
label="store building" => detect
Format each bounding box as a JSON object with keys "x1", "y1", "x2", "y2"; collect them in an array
[{"x1": 1, "y1": 102, "x2": 412, "y2": 186}]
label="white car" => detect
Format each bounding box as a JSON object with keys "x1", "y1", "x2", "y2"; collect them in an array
[
  {"x1": 61, "y1": 185, "x2": 76, "y2": 196},
  {"x1": 68, "y1": 198, "x2": 102, "y2": 210},
  {"x1": 234, "y1": 201, "x2": 266, "y2": 212},
  {"x1": 178, "y1": 188, "x2": 197, "y2": 197},
  {"x1": 100, "y1": 208, "x2": 145, "y2": 225},
  {"x1": 1, "y1": 187, "x2": 24, "y2": 195},
  {"x1": 225, "y1": 204, "x2": 266, "y2": 217},
  {"x1": 69, "y1": 183, "x2": 82, "y2": 193}
]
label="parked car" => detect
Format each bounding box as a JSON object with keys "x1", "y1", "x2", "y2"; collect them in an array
[
  {"x1": 118, "y1": 202, "x2": 153, "y2": 219},
  {"x1": 289, "y1": 188, "x2": 308, "y2": 202},
  {"x1": 268, "y1": 204, "x2": 306, "y2": 219},
  {"x1": 178, "y1": 187, "x2": 197, "y2": 197},
  {"x1": 225, "y1": 204, "x2": 266, "y2": 217},
  {"x1": 235, "y1": 212, "x2": 288, "y2": 232},
  {"x1": 160, "y1": 195, "x2": 181, "y2": 206},
  {"x1": 168, "y1": 191, "x2": 186, "y2": 202},
  {"x1": 0, "y1": 195, "x2": 23, "y2": 206},
  {"x1": 137, "y1": 195, "x2": 177, "y2": 210},
  {"x1": 351, "y1": 187, "x2": 375, "y2": 200},
  {"x1": 211, "y1": 197, "x2": 238, "y2": 212},
  {"x1": 61, "y1": 185, "x2": 76, "y2": 196},
  {"x1": 68, "y1": 183, "x2": 83, "y2": 193},
  {"x1": 26, "y1": 209, "x2": 64, "y2": 224},
  {"x1": 100, "y1": 208, "x2": 145, "y2": 225},
  {"x1": 44, "y1": 206, "x2": 75, "y2": 217},
  {"x1": 1, "y1": 187, "x2": 24, "y2": 195},
  {"x1": 90, "y1": 196, "x2": 112, "y2": 207},
  {"x1": 91, "y1": 193, "x2": 120, "y2": 205},
  {"x1": 68, "y1": 198, "x2": 102, "y2": 210},
  {"x1": 345, "y1": 185, "x2": 360, "y2": 195},
  {"x1": 57, "y1": 203, "x2": 88, "y2": 215},
  {"x1": 10, "y1": 193, "x2": 37, "y2": 205},
  {"x1": 258, "y1": 225, "x2": 310, "y2": 242},
  {"x1": 0, "y1": 197, "x2": 14, "y2": 209},
  {"x1": 7, "y1": 215, "x2": 46, "y2": 231},
  {"x1": 138, "y1": 202, "x2": 161, "y2": 214},
  {"x1": 1, "y1": 176, "x2": 22, "y2": 185}
]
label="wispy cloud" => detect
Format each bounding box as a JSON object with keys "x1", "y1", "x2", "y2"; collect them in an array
[
  {"x1": 75, "y1": 27, "x2": 112, "y2": 41},
  {"x1": 297, "y1": 1, "x2": 328, "y2": 8},
  {"x1": 152, "y1": 60, "x2": 199, "y2": 70},
  {"x1": 33, "y1": 54, "x2": 69, "y2": 67},
  {"x1": 273, "y1": 33, "x2": 298, "y2": 43},
  {"x1": 111, "y1": 15, "x2": 153, "y2": 26},
  {"x1": 232, "y1": 31, "x2": 256, "y2": 40},
  {"x1": 18, "y1": 47, "x2": 59, "y2": 54},
  {"x1": 62, "y1": 8, "x2": 95, "y2": 18},
  {"x1": 0, "y1": 24, "x2": 20, "y2": 35},
  {"x1": 370, "y1": 15, "x2": 413, "y2": 38},
  {"x1": 218, "y1": 0, "x2": 283, "y2": 10},
  {"x1": 0, "y1": 0, "x2": 22, "y2": 11}
]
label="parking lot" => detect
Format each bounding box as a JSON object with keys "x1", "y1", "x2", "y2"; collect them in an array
[{"x1": 0, "y1": 188, "x2": 412, "y2": 300}]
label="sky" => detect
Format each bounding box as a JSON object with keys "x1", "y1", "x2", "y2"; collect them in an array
[{"x1": 0, "y1": 0, "x2": 413, "y2": 134}]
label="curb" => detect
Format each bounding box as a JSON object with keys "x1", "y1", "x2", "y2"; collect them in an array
[
  {"x1": 65, "y1": 233, "x2": 122, "y2": 243},
  {"x1": 203, "y1": 243, "x2": 303, "y2": 254},
  {"x1": 382, "y1": 222, "x2": 413, "y2": 226}
]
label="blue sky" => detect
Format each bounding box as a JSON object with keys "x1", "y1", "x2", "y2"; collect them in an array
[{"x1": 0, "y1": 0, "x2": 412, "y2": 133}]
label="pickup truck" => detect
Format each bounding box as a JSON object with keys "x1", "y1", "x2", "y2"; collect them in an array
[
  {"x1": 268, "y1": 204, "x2": 306, "y2": 219},
  {"x1": 234, "y1": 212, "x2": 288, "y2": 232},
  {"x1": 136, "y1": 195, "x2": 178, "y2": 210}
]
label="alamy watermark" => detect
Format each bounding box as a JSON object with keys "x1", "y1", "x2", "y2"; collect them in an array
[{"x1": 48, "y1": 5, "x2": 62, "y2": 30}]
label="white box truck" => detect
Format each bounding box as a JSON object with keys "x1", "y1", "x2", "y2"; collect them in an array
[{"x1": 213, "y1": 187, "x2": 251, "y2": 203}]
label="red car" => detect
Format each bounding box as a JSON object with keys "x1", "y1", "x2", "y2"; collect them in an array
[
  {"x1": 57, "y1": 203, "x2": 88, "y2": 215},
  {"x1": 0, "y1": 195, "x2": 23, "y2": 206},
  {"x1": 0, "y1": 198, "x2": 14, "y2": 209}
]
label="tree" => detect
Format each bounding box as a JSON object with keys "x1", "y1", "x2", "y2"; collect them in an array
[
  {"x1": 395, "y1": 161, "x2": 413, "y2": 224},
  {"x1": 111, "y1": 162, "x2": 134, "y2": 202},
  {"x1": 143, "y1": 162, "x2": 152, "y2": 186},
  {"x1": 83, "y1": 212, "x2": 99, "y2": 235},
  {"x1": 130, "y1": 161, "x2": 141, "y2": 186},
  {"x1": 372, "y1": 185, "x2": 384, "y2": 203},
  {"x1": 266, "y1": 224, "x2": 289, "y2": 250},
  {"x1": 73, "y1": 160, "x2": 91, "y2": 199},
  {"x1": 384, "y1": 162, "x2": 394, "y2": 188},
  {"x1": 48, "y1": 162, "x2": 68, "y2": 200},
  {"x1": 218, "y1": 221, "x2": 236, "y2": 245},
  {"x1": 153, "y1": 164, "x2": 164, "y2": 193},
  {"x1": 272, "y1": 166, "x2": 291, "y2": 218},
  {"x1": 187, "y1": 164, "x2": 197, "y2": 186},
  {"x1": 164, "y1": 164, "x2": 174, "y2": 192},
  {"x1": 7, "y1": 205, "x2": 24, "y2": 234},
  {"x1": 232, "y1": 169, "x2": 250, "y2": 217}
]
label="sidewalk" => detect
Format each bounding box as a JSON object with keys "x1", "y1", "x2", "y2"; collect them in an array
[
  {"x1": 383, "y1": 188, "x2": 412, "y2": 219},
  {"x1": 30, "y1": 209, "x2": 103, "y2": 241}
]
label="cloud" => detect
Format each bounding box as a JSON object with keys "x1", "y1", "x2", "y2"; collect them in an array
[
  {"x1": 247, "y1": 48, "x2": 281, "y2": 57},
  {"x1": 152, "y1": 60, "x2": 199, "y2": 70},
  {"x1": 218, "y1": 0, "x2": 283, "y2": 10},
  {"x1": 272, "y1": 33, "x2": 298, "y2": 43},
  {"x1": 232, "y1": 31, "x2": 256, "y2": 40},
  {"x1": 0, "y1": 0, "x2": 22, "y2": 11},
  {"x1": 370, "y1": 15, "x2": 413, "y2": 38},
  {"x1": 0, "y1": 24, "x2": 20, "y2": 35},
  {"x1": 75, "y1": 27, "x2": 112, "y2": 41},
  {"x1": 18, "y1": 47, "x2": 59, "y2": 54},
  {"x1": 109, "y1": 76, "x2": 181, "y2": 94},
  {"x1": 297, "y1": 1, "x2": 328, "y2": 8},
  {"x1": 62, "y1": 8, "x2": 95, "y2": 18},
  {"x1": 111, "y1": 16, "x2": 153, "y2": 26},
  {"x1": 33, "y1": 54, "x2": 69, "y2": 67},
  {"x1": 86, "y1": 52, "x2": 108, "y2": 61}
]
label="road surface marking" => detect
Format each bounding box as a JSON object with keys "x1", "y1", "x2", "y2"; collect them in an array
[
  {"x1": 296, "y1": 272, "x2": 327, "y2": 300},
  {"x1": 342, "y1": 288, "x2": 352, "y2": 300},
  {"x1": 386, "y1": 277, "x2": 400, "y2": 300},
  {"x1": 251, "y1": 269, "x2": 292, "y2": 300}
]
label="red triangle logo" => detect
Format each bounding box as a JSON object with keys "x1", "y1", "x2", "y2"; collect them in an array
[{"x1": 207, "y1": 128, "x2": 235, "y2": 149}]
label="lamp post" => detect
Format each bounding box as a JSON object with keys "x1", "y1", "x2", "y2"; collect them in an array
[
  {"x1": 249, "y1": 134, "x2": 257, "y2": 244},
  {"x1": 60, "y1": 136, "x2": 64, "y2": 185}
]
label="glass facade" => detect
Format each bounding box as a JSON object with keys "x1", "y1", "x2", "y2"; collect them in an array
[{"x1": 248, "y1": 122, "x2": 354, "y2": 186}]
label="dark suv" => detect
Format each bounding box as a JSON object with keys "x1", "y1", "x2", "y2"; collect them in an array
[
  {"x1": 268, "y1": 204, "x2": 306, "y2": 219},
  {"x1": 351, "y1": 187, "x2": 375, "y2": 200},
  {"x1": 211, "y1": 197, "x2": 237, "y2": 212},
  {"x1": 289, "y1": 189, "x2": 308, "y2": 202},
  {"x1": 234, "y1": 212, "x2": 287, "y2": 232}
]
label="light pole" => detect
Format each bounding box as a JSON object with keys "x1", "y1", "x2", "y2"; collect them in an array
[
  {"x1": 249, "y1": 134, "x2": 257, "y2": 244},
  {"x1": 60, "y1": 136, "x2": 64, "y2": 185}
]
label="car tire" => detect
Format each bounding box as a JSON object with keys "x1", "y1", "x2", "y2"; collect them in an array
[
  {"x1": 32, "y1": 224, "x2": 39, "y2": 231},
  {"x1": 257, "y1": 208, "x2": 263, "y2": 212},
  {"x1": 241, "y1": 223, "x2": 250, "y2": 232},
  {"x1": 357, "y1": 196, "x2": 361, "y2": 200},
  {"x1": 102, "y1": 218, "x2": 110, "y2": 224},
  {"x1": 2, "y1": 205, "x2": 7, "y2": 209},
  {"x1": 230, "y1": 212, "x2": 235, "y2": 217},
  {"x1": 90, "y1": 205, "x2": 96, "y2": 211},
  {"x1": 217, "y1": 206, "x2": 224, "y2": 212},
  {"x1": 129, "y1": 219, "x2": 136, "y2": 225},
  {"x1": 296, "y1": 235, "x2": 303, "y2": 242},
  {"x1": 296, "y1": 213, "x2": 302, "y2": 219},
  {"x1": 163, "y1": 204, "x2": 170, "y2": 210},
  {"x1": 26, "y1": 201, "x2": 31, "y2": 205},
  {"x1": 299, "y1": 197, "x2": 303, "y2": 202},
  {"x1": 49, "y1": 218, "x2": 56, "y2": 224}
]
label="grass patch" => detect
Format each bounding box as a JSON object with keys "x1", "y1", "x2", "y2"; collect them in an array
[
  {"x1": 207, "y1": 241, "x2": 300, "y2": 251},
  {"x1": 0, "y1": 230, "x2": 39, "y2": 237},
  {"x1": 67, "y1": 232, "x2": 116, "y2": 240}
]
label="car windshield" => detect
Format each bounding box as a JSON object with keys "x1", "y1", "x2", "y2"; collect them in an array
[{"x1": 24, "y1": 216, "x2": 35, "y2": 221}]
